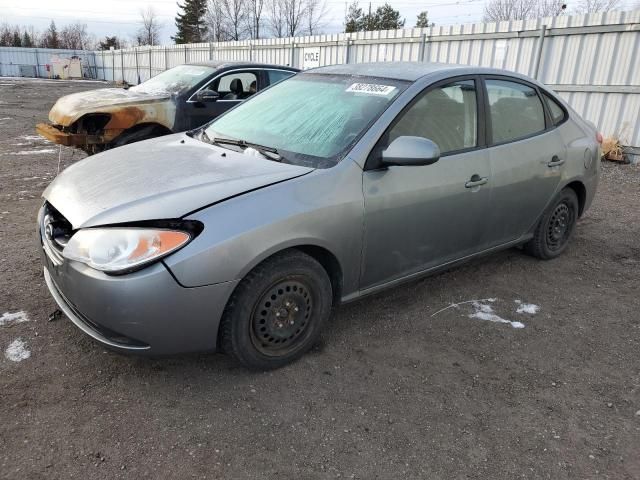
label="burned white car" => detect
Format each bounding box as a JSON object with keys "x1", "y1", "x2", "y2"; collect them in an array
[{"x1": 36, "y1": 61, "x2": 298, "y2": 153}]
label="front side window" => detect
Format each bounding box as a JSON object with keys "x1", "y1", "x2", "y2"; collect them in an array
[
  {"x1": 486, "y1": 79, "x2": 545, "y2": 144},
  {"x1": 386, "y1": 80, "x2": 478, "y2": 155},
  {"x1": 131, "y1": 65, "x2": 216, "y2": 94},
  {"x1": 212, "y1": 71, "x2": 258, "y2": 100},
  {"x1": 205, "y1": 74, "x2": 407, "y2": 167}
]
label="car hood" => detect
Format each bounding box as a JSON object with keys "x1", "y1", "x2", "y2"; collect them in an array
[
  {"x1": 49, "y1": 88, "x2": 171, "y2": 126},
  {"x1": 43, "y1": 134, "x2": 314, "y2": 229}
]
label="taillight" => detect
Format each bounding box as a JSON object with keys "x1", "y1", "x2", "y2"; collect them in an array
[{"x1": 596, "y1": 132, "x2": 603, "y2": 144}]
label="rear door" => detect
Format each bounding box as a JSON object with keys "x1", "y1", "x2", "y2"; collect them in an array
[
  {"x1": 482, "y1": 77, "x2": 566, "y2": 246},
  {"x1": 186, "y1": 69, "x2": 262, "y2": 129}
]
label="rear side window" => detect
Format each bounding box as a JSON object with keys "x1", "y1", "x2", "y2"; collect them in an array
[
  {"x1": 386, "y1": 80, "x2": 478, "y2": 155},
  {"x1": 543, "y1": 92, "x2": 566, "y2": 125},
  {"x1": 267, "y1": 69, "x2": 295, "y2": 85},
  {"x1": 486, "y1": 79, "x2": 545, "y2": 144}
]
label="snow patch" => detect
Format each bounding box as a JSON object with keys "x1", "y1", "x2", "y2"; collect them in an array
[
  {"x1": 0, "y1": 311, "x2": 29, "y2": 326},
  {"x1": 469, "y1": 302, "x2": 525, "y2": 329},
  {"x1": 514, "y1": 300, "x2": 540, "y2": 314},
  {"x1": 0, "y1": 77, "x2": 107, "y2": 84},
  {"x1": 20, "y1": 135, "x2": 49, "y2": 142},
  {"x1": 10, "y1": 149, "x2": 57, "y2": 155},
  {"x1": 5, "y1": 339, "x2": 31, "y2": 362}
]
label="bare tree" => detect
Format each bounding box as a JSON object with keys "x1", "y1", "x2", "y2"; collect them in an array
[
  {"x1": 206, "y1": 0, "x2": 230, "y2": 41},
  {"x1": 59, "y1": 23, "x2": 90, "y2": 49},
  {"x1": 221, "y1": 0, "x2": 247, "y2": 40},
  {"x1": 282, "y1": 0, "x2": 306, "y2": 36},
  {"x1": 483, "y1": 0, "x2": 537, "y2": 21},
  {"x1": 305, "y1": 0, "x2": 328, "y2": 35},
  {"x1": 136, "y1": 7, "x2": 163, "y2": 45},
  {"x1": 573, "y1": 0, "x2": 622, "y2": 13},
  {"x1": 246, "y1": 0, "x2": 266, "y2": 38},
  {"x1": 536, "y1": 0, "x2": 567, "y2": 16},
  {"x1": 268, "y1": 0, "x2": 287, "y2": 37}
]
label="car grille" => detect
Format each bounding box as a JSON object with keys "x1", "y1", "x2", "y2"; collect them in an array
[{"x1": 40, "y1": 202, "x2": 73, "y2": 265}]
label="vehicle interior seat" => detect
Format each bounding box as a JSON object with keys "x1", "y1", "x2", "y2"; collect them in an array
[
  {"x1": 223, "y1": 79, "x2": 244, "y2": 100},
  {"x1": 390, "y1": 89, "x2": 468, "y2": 153},
  {"x1": 247, "y1": 80, "x2": 257, "y2": 97},
  {"x1": 491, "y1": 97, "x2": 543, "y2": 143}
]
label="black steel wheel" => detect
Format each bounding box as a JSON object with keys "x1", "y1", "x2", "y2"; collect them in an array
[
  {"x1": 250, "y1": 278, "x2": 314, "y2": 356},
  {"x1": 220, "y1": 250, "x2": 332, "y2": 370},
  {"x1": 525, "y1": 188, "x2": 579, "y2": 260}
]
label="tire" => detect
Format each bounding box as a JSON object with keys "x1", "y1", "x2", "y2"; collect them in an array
[
  {"x1": 524, "y1": 188, "x2": 579, "y2": 260},
  {"x1": 220, "y1": 250, "x2": 333, "y2": 370}
]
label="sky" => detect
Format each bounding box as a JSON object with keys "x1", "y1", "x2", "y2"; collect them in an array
[{"x1": 3, "y1": 0, "x2": 639, "y2": 45}]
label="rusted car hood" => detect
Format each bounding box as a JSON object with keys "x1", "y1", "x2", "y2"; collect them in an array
[
  {"x1": 43, "y1": 134, "x2": 314, "y2": 229},
  {"x1": 48, "y1": 88, "x2": 173, "y2": 126}
]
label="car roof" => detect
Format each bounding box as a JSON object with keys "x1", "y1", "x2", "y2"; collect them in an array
[
  {"x1": 307, "y1": 61, "x2": 537, "y2": 84},
  {"x1": 187, "y1": 60, "x2": 299, "y2": 72}
]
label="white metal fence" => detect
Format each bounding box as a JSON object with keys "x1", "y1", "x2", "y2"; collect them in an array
[
  {"x1": 0, "y1": 47, "x2": 96, "y2": 79},
  {"x1": 1, "y1": 10, "x2": 639, "y2": 146}
]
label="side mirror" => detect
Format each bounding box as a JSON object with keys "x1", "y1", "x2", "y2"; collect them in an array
[
  {"x1": 195, "y1": 90, "x2": 220, "y2": 103},
  {"x1": 381, "y1": 136, "x2": 440, "y2": 167}
]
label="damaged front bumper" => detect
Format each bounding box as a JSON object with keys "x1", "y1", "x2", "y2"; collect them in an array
[{"x1": 36, "y1": 123, "x2": 100, "y2": 147}]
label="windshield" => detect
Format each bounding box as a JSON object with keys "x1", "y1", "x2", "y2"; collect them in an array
[
  {"x1": 205, "y1": 74, "x2": 407, "y2": 167},
  {"x1": 131, "y1": 65, "x2": 216, "y2": 95}
]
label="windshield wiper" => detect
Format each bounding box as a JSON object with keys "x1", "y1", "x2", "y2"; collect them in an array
[{"x1": 212, "y1": 137, "x2": 282, "y2": 162}]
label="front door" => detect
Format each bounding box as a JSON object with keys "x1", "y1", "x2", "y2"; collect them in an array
[
  {"x1": 482, "y1": 78, "x2": 565, "y2": 245},
  {"x1": 187, "y1": 70, "x2": 261, "y2": 129},
  {"x1": 361, "y1": 79, "x2": 492, "y2": 289}
]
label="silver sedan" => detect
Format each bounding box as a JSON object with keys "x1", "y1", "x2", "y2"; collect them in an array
[{"x1": 39, "y1": 62, "x2": 600, "y2": 369}]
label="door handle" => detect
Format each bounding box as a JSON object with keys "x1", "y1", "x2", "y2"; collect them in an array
[
  {"x1": 547, "y1": 155, "x2": 565, "y2": 167},
  {"x1": 465, "y1": 175, "x2": 488, "y2": 188}
]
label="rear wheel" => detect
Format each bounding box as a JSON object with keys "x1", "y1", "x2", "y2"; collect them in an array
[
  {"x1": 220, "y1": 250, "x2": 332, "y2": 370},
  {"x1": 524, "y1": 188, "x2": 579, "y2": 259}
]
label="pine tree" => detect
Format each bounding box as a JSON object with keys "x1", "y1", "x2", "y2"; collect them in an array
[
  {"x1": 345, "y1": 1, "x2": 364, "y2": 33},
  {"x1": 371, "y1": 3, "x2": 404, "y2": 30},
  {"x1": 416, "y1": 11, "x2": 431, "y2": 28},
  {"x1": 173, "y1": 0, "x2": 208, "y2": 44},
  {"x1": 345, "y1": 2, "x2": 404, "y2": 32},
  {"x1": 42, "y1": 21, "x2": 60, "y2": 49},
  {"x1": 12, "y1": 30, "x2": 21, "y2": 47},
  {"x1": 21, "y1": 31, "x2": 33, "y2": 47}
]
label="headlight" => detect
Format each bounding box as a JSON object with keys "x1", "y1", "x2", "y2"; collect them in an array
[{"x1": 62, "y1": 228, "x2": 192, "y2": 274}]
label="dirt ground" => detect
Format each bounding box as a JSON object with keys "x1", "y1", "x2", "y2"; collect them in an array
[{"x1": 0, "y1": 78, "x2": 639, "y2": 480}]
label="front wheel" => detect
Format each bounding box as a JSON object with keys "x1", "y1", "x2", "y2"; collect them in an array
[
  {"x1": 524, "y1": 188, "x2": 579, "y2": 260},
  {"x1": 219, "y1": 250, "x2": 333, "y2": 370}
]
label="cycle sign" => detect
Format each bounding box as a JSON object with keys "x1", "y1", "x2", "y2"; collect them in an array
[{"x1": 303, "y1": 47, "x2": 321, "y2": 69}]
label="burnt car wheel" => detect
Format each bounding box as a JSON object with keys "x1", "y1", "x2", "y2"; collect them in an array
[
  {"x1": 220, "y1": 250, "x2": 332, "y2": 370},
  {"x1": 525, "y1": 188, "x2": 579, "y2": 260}
]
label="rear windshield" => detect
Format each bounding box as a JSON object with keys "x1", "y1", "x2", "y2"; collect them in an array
[{"x1": 205, "y1": 74, "x2": 408, "y2": 168}]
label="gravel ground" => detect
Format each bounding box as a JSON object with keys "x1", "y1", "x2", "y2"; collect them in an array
[{"x1": 0, "y1": 78, "x2": 639, "y2": 480}]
